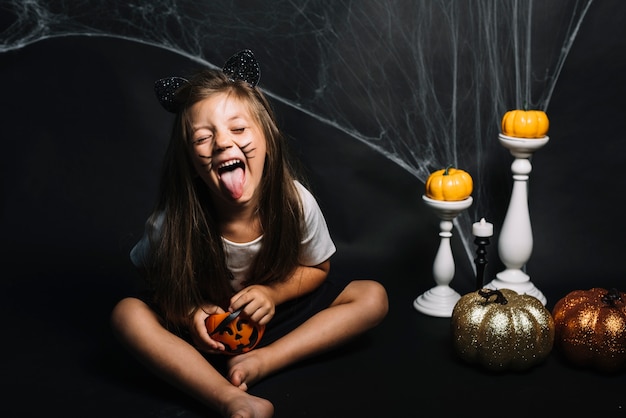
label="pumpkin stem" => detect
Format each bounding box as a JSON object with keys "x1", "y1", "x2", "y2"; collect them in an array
[
  {"x1": 478, "y1": 288, "x2": 508, "y2": 305},
  {"x1": 601, "y1": 288, "x2": 622, "y2": 306},
  {"x1": 444, "y1": 164, "x2": 454, "y2": 175}
]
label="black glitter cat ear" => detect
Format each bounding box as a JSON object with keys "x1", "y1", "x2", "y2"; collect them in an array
[
  {"x1": 154, "y1": 50, "x2": 259, "y2": 113},
  {"x1": 222, "y1": 49, "x2": 260, "y2": 87},
  {"x1": 154, "y1": 76, "x2": 188, "y2": 113}
]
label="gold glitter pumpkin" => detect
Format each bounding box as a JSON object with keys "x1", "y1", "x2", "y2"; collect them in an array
[
  {"x1": 451, "y1": 288, "x2": 555, "y2": 371},
  {"x1": 552, "y1": 287, "x2": 626, "y2": 372}
]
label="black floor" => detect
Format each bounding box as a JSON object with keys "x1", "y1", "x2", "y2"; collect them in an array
[{"x1": 4, "y1": 254, "x2": 626, "y2": 418}]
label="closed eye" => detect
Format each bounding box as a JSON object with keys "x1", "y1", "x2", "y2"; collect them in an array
[{"x1": 194, "y1": 136, "x2": 212, "y2": 144}]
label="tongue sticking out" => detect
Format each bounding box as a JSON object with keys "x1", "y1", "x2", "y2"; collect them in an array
[{"x1": 220, "y1": 167, "x2": 245, "y2": 199}]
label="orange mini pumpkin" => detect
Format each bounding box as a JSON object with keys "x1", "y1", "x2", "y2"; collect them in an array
[
  {"x1": 552, "y1": 287, "x2": 626, "y2": 372},
  {"x1": 501, "y1": 109, "x2": 549, "y2": 138},
  {"x1": 205, "y1": 310, "x2": 265, "y2": 355},
  {"x1": 425, "y1": 166, "x2": 473, "y2": 201}
]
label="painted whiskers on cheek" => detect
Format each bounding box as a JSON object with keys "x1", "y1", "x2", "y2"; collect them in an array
[
  {"x1": 241, "y1": 142, "x2": 257, "y2": 160},
  {"x1": 197, "y1": 154, "x2": 213, "y2": 168},
  {"x1": 191, "y1": 136, "x2": 215, "y2": 168}
]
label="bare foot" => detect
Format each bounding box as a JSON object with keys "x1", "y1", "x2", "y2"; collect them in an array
[
  {"x1": 223, "y1": 392, "x2": 273, "y2": 418},
  {"x1": 227, "y1": 350, "x2": 267, "y2": 391}
]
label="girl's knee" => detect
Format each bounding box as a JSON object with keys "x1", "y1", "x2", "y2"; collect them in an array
[
  {"x1": 367, "y1": 280, "x2": 389, "y2": 319},
  {"x1": 347, "y1": 280, "x2": 389, "y2": 322}
]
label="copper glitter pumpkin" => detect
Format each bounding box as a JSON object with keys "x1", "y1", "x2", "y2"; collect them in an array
[
  {"x1": 205, "y1": 311, "x2": 265, "y2": 355},
  {"x1": 552, "y1": 287, "x2": 626, "y2": 372},
  {"x1": 451, "y1": 288, "x2": 555, "y2": 371}
]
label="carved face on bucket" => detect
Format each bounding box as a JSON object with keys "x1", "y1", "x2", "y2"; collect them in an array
[
  {"x1": 205, "y1": 311, "x2": 265, "y2": 355},
  {"x1": 189, "y1": 91, "x2": 267, "y2": 206}
]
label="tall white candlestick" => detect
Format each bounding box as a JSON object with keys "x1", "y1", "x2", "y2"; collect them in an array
[{"x1": 484, "y1": 133, "x2": 549, "y2": 305}]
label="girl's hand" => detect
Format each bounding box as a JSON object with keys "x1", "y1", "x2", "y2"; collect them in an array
[
  {"x1": 230, "y1": 285, "x2": 276, "y2": 326},
  {"x1": 189, "y1": 303, "x2": 228, "y2": 353}
]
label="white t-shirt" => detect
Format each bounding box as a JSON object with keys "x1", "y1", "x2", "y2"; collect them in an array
[
  {"x1": 131, "y1": 181, "x2": 336, "y2": 291},
  {"x1": 223, "y1": 181, "x2": 336, "y2": 290}
]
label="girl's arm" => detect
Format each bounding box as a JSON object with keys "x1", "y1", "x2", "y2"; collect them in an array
[
  {"x1": 229, "y1": 260, "x2": 330, "y2": 325},
  {"x1": 267, "y1": 260, "x2": 330, "y2": 305}
]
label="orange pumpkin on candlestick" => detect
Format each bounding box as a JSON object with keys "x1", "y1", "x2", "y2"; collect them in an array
[
  {"x1": 205, "y1": 311, "x2": 265, "y2": 355},
  {"x1": 425, "y1": 166, "x2": 473, "y2": 201},
  {"x1": 501, "y1": 109, "x2": 549, "y2": 138},
  {"x1": 552, "y1": 287, "x2": 626, "y2": 372}
]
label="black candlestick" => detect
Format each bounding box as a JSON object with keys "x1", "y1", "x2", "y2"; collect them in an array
[{"x1": 474, "y1": 236, "x2": 490, "y2": 290}]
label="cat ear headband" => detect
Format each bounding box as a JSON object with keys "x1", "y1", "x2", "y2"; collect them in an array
[{"x1": 154, "y1": 49, "x2": 261, "y2": 113}]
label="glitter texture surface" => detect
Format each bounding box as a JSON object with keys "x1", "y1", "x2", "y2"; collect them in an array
[
  {"x1": 552, "y1": 287, "x2": 626, "y2": 372},
  {"x1": 451, "y1": 288, "x2": 555, "y2": 371}
]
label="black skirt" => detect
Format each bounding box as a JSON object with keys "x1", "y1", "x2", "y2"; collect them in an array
[
  {"x1": 257, "y1": 270, "x2": 350, "y2": 346},
  {"x1": 134, "y1": 270, "x2": 351, "y2": 348}
]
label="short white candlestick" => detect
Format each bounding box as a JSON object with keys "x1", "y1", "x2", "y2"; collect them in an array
[
  {"x1": 414, "y1": 195, "x2": 473, "y2": 317},
  {"x1": 484, "y1": 133, "x2": 549, "y2": 305}
]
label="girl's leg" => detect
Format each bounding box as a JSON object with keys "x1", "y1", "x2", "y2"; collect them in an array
[
  {"x1": 110, "y1": 297, "x2": 274, "y2": 418},
  {"x1": 227, "y1": 279, "x2": 388, "y2": 390}
]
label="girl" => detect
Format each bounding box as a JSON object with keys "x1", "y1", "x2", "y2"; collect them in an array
[{"x1": 110, "y1": 50, "x2": 388, "y2": 418}]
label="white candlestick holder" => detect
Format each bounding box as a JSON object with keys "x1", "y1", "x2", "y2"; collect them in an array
[
  {"x1": 484, "y1": 133, "x2": 549, "y2": 305},
  {"x1": 414, "y1": 195, "x2": 473, "y2": 317}
]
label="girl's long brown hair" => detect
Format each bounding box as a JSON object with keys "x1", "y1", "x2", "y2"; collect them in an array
[{"x1": 144, "y1": 69, "x2": 304, "y2": 331}]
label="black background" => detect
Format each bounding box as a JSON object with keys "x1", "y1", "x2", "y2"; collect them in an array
[{"x1": 2, "y1": 1, "x2": 626, "y2": 417}]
